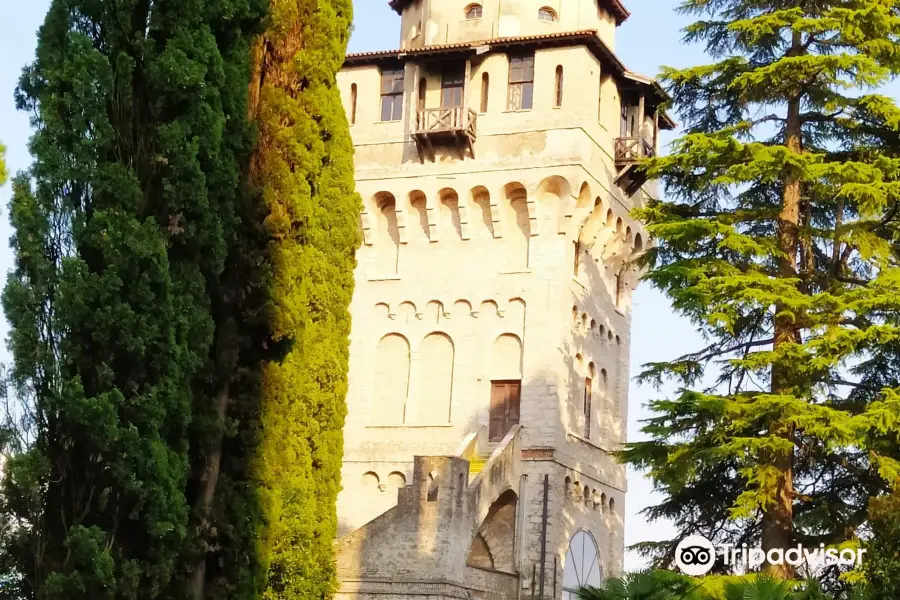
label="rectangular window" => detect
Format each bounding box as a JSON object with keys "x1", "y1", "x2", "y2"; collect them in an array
[
  {"x1": 583, "y1": 377, "x2": 592, "y2": 439},
  {"x1": 507, "y1": 55, "x2": 534, "y2": 111},
  {"x1": 380, "y1": 68, "x2": 405, "y2": 121},
  {"x1": 490, "y1": 380, "x2": 522, "y2": 442},
  {"x1": 441, "y1": 67, "x2": 465, "y2": 109}
]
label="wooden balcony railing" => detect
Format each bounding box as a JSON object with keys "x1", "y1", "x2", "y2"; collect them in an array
[
  {"x1": 614, "y1": 136, "x2": 656, "y2": 165},
  {"x1": 416, "y1": 107, "x2": 478, "y2": 138},
  {"x1": 413, "y1": 107, "x2": 477, "y2": 160}
]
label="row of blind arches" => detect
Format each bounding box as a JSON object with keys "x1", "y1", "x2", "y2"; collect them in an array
[
  {"x1": 573, "y1": 308, "x2": 621, "y2": 345},
  {"x1": 565, "y1": 477, "x2": 616, "y2": 515},
  {"x1": 373, "y1": 331, "x2": 524, "y2": 425}
]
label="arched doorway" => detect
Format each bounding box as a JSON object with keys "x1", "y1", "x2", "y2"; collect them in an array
[{"x1": 562, "y1": 529, "x2": 602, "y2": 598}]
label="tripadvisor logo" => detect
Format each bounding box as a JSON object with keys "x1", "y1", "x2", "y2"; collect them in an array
[{"x1": 674, "y1": 535, "x2": 867, "y2": 576}]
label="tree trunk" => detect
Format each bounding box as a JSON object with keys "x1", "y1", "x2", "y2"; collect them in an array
[
  {"x1": 762, "y1": 32, "x2": 803, "y2": 579},
  {"x1": 189, "y1": 318, "x2": 238, "y2": 599}
]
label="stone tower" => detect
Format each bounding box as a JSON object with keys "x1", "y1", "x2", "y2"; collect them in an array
[{"x1": 334, "y1": 1, "x2": 672, "y2": 598}]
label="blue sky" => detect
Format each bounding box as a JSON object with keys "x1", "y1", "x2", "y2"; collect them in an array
[{"x1": 0, "y1": 0, "x2": 709, "y2": 571}]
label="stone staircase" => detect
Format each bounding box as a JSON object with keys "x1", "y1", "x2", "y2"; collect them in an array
[
  {"x1": 455, "y1": 427, "x2": 497, "y2": 483},
  {"x1": 467, "y1": 455, "x2": 488, "y2": 482}
]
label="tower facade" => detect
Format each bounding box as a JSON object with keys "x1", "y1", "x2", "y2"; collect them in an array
[{"x1": 334, "y1": 1, "x2": 672, "y2": 598}]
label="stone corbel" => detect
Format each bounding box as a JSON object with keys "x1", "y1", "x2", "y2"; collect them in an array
[
  {"x1": 525, "y1": 195, "x2": 539, "y2": 237},
  {"x1": 489, "y1": 190, "x2": 503, "y2": 238},
  {"x1": 458, "y1": 201, "x2": 471, "y2": 240},
  {"x1": 360, "y1": 209, "x2": 375, "y2": 246}
]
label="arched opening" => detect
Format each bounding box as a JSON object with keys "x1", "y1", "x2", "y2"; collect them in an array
[
  {"x1": 465, "y1": 3, "x2": 483, "y2": 19},
  {"x1": 562, "y1": 530, "x2": 603, "y2": 599},
  {"x1": 538, "y1": 175, "x2": 572, "y2": 234},
  {"x1": 471, "y1": 186, "x2": 494, "y2": 238},
  {"x1": 427, "y1": 473, "x2": 439, "y2": 502},
  {"x1": 554, "y1": 65, "x2": 564, "y2": 107},
  {"x1": 539, "y1": 6, "x2": 558, "y2": 22},
  {"x1": 374, "y1": 192, "x2": 400, "y2": 275},
  {"x1": 584, "y1": 362, "x2": 595, "y2": 439},
  {"x1": 481, "y1": 72, "x2": 490, "y2": 113},
  {"x1": 468, "y1": 490, "x2": 518, "y2": 572},
  {"x1": 417, "y1": 77, "x2": 427, "y2": 112},
  {"x1": 615, "y1": 269, "x2": 625, "y2": 307},
  {"x1": 573, "y1": 241, "x2": 581, "y2": 276},
  {"x1": 634, "y1": 233, "x2": 644, "y2": 253},
  {"x1": 408, "y1": 190, "x2": 429, "y2": 242},
  {"x1": 439, "y1": 188, "x2": 463, "y2": 240},
  {"x1": 504, "y1": 182, "x2": 530, "y2": 270},
  {"x1": 350, "y1": 83, "x2": 358, "y2": 125}
]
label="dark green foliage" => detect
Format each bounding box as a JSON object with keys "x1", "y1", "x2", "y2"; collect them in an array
[
  {"x1": 575, "y1": 572, "x2": 866, "y2": 600},
  {"x1": 861, "y1": 490, "x2": 900, "y2": 598},
  {"x1": 575, "y1": 570, "x2": 704, "y2": 600},
  {"x1": 247, "y1": 1, "x2": 360, "y2": 598},
  {"x1": 0, "y1": 0, "x2": 266, "y2": 597},
  {"x1": 621, "y1": 0, "x2": 900, "y2": 574}
]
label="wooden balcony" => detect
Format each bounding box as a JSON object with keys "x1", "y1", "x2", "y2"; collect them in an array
[
  {"x1": 614, "y1": 136, "x2": 656, "y2": 195},
  {"x1": 614, "y1": 136, "x2": 656, "y2": 166},
  {"x1": 413, "y1": 107, "x2": 477, "y2": 161}
]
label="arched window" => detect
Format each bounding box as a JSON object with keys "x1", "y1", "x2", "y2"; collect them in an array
[
  {"x1": 350, "y1": 83, "x2": 358, "y2": 125},
  {"x1": 615, "y1": 269, "x2": 624, "y2": 307},
  {"x1": 554, "y1": 65, "x2": 564, "y2": 107},
  {"x1": 417, "y1": 77, "x2": 427, "y2": 112},
  {"x1": 562, "y1": 530, "x2": 602, "y2": 599},
  {"x1": 465, "y1": 3, "x2": 482, "y2": 19},
  {"x1": 480, "y1": 72, "x2": 490, "y2": 113},
  {"x1": 539, "y1": 7, "x2": 558, "y2": 22},
  {"x1": 573, "y1": 241, "x2": 581, "y2": 276}
]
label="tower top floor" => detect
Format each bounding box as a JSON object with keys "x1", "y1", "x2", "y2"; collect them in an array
[{"x1": 388, "y1": 0, "x2": 628, "y2": 49}]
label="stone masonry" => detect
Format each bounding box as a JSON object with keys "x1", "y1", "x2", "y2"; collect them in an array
[{"x1": 334, "y1": 1, "x2": 672, "y2": 598}]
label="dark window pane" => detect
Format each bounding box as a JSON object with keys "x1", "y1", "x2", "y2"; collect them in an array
[{"x1": 522, "y1": 82, "x2": 533, "y2": 109}]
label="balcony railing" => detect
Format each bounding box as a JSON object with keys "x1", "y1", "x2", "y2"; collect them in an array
[
  {"x1": 415, "y1": 107, "x2": 478, "y2": 138},
  {"x1": 614, "y1": 136, "x2": 656, "y2": 165},
  {"x1": 413, "y1": 107, "x2": 478, "y2": 160}
]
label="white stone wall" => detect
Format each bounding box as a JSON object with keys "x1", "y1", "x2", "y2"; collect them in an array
[
  {"x1": 398, "y1": 0, "x2": 620, "y2": 49},
  {"x1": 336, "y1": 21, "x2": 653, "y2": 595}
]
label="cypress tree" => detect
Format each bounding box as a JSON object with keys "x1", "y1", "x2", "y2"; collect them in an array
[
  {"x1": 0, "y1": 142, "x2": 6, "y2": 185},
  {"x1": 246, "y1": 1, "x2": 360, "y2": 598},
  {"x1": 0, "y1": 0, "x2": 265, "y2": 597},
  {"x1": 622, "y1": 0, "x2": 900, "y2": 577}
]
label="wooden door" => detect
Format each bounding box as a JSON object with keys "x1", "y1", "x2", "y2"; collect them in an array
[{"x1": 490, "y1": 381, "x2": 521, "y2": 442}]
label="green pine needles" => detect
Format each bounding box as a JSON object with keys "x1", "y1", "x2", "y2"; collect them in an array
[{"x1": 623, "y1": 0, "x2": 900, "y2": 577}]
